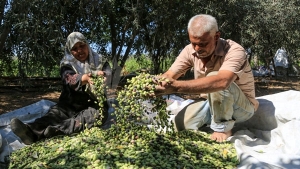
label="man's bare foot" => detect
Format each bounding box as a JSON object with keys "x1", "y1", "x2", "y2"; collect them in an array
[{"x1": 210, "y1": 130, "x2": 232, "y2": 142}]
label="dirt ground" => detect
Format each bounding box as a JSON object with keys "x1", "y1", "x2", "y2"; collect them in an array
[{"x1": 1, "y1": 76, "x2": 300, "y2": 115}]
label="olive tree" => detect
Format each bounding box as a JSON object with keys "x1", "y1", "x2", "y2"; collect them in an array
[
  {"x1": 240, "y1": 0, "x2": 300, "y2": 76},
  {"x1": 1, "y1": 0, "x2": 300, "y2": 79}
]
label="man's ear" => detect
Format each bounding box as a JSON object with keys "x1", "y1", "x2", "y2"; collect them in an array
[{"x1": 215, "y1": 31, "x2": 221, "y2": 40}]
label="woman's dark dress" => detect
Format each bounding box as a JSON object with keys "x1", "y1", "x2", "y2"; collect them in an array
[{"x1": 27, "y1": 66, "x2": 108, "y2": 141}]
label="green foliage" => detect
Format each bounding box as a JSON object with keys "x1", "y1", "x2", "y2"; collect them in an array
[
  {"x1": 48, "y1": 65, "x2": 60, "y2": 77},
  {"x1": 1, "y1": 0, "x2": 300, "y2": 78},
  {"x1": 0, "y1": 58, "x2": 59, "y2": 77},
  {"x1": 124, "y1": 57, "x2": 143, "y2": 73},
  {"x1": 159, "y1": 56, "x2": 175, "y2": 73},
  {"x1": 123, "y1": 54, "x2": 174, "y2": 74},
  {"x1": 0, "y1": 59, "x2": 18, "y2": 76},
  {"x1": 136, "y1": 55, "x2": 153, "y2": 70},
  {"x1": 240, "y1": 0, "x2": 300, "y2": 67},
  {"x1": 124, "y1": 55, "x2": 153, "y2": 73}
]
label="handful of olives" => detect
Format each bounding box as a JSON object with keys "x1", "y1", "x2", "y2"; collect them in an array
[{"x1": 116, "y1": 73, "x2": 173, "y2": 132}]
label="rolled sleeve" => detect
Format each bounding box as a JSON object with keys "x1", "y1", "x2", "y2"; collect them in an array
[
  {"x1": 61, "y1": 66, "x2": 83, "y2": 91},
  {"x1": 219, "y1": 44, "x2": 247, "y2": 79}
]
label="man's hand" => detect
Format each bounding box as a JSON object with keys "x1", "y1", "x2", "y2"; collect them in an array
[{"x1": 153, "y1": 75, "x2": 175, "y2": 96}]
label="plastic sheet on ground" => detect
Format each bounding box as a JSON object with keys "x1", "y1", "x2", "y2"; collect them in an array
[
  {"x1": 232, "y1": 90, "x2": 300, "y2": 169},
  {"x1": 1, "y1": 91, "x2": 300, "y2": 169},
  {"x1": 0, "y1": 99, "x2": 56, "y2": 168}
]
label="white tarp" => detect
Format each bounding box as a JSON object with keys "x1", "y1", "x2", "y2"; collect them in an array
[
  {"x1": 0, "y1": 99, "x2": 116, "y2": 168},
  {"x1": 0, "y1": 100, "x2": 56, "y2": 168},
  {"x1": 231, "y1": 90, "x2": 300, "y2": 169},
  {"x1": 1, "y1": 90, "x2": 300, "y2": 168}
]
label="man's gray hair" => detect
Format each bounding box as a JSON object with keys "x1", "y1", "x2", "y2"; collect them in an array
[{"x1": 187, "y1": 14, "x2": 219, "y2": 37}]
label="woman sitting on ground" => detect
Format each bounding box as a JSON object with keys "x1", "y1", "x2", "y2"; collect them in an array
[{"x1": 10, "y1": 32, "x2": 111, "y2": 145}]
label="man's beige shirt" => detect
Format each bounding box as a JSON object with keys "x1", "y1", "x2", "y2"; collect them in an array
[{"x1": 169, "y1": 38, "x2": 259, "y2": 111}]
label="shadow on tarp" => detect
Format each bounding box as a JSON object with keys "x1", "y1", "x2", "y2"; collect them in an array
[
  {"x1": 234, "y1": 98, "x2": 277, "y2": 132},
  {"x1": 238, "y1": 153, "x2": 283, "y2": 169},
  {"x1": 199, "y1": 99, "x2": 277, "y2": 137},
  {"x1": 232, "y1": 97, "x2": 300, "y2": 169}
]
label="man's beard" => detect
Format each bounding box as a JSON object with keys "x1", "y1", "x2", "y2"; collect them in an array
[
  {"x1": 197, "y1": 50, "x2": 214, "y2": 59},
  {"x1": 198, "y1": 54, "x2": 210, "y2": 59}
]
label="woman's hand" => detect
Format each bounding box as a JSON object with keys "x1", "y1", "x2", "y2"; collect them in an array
[
  {"x1": 96, "y1": 71, "x2": 107, "y2": 82},
  {"x1": 96, "y1": 71, "x2": 106, "y2": 76},
  {"x1": 81, "y1": 71, "x2": 107, "y2": 86},
  {"x1": 81, "y1": 73, "x2": 93, "y2": 85}
]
